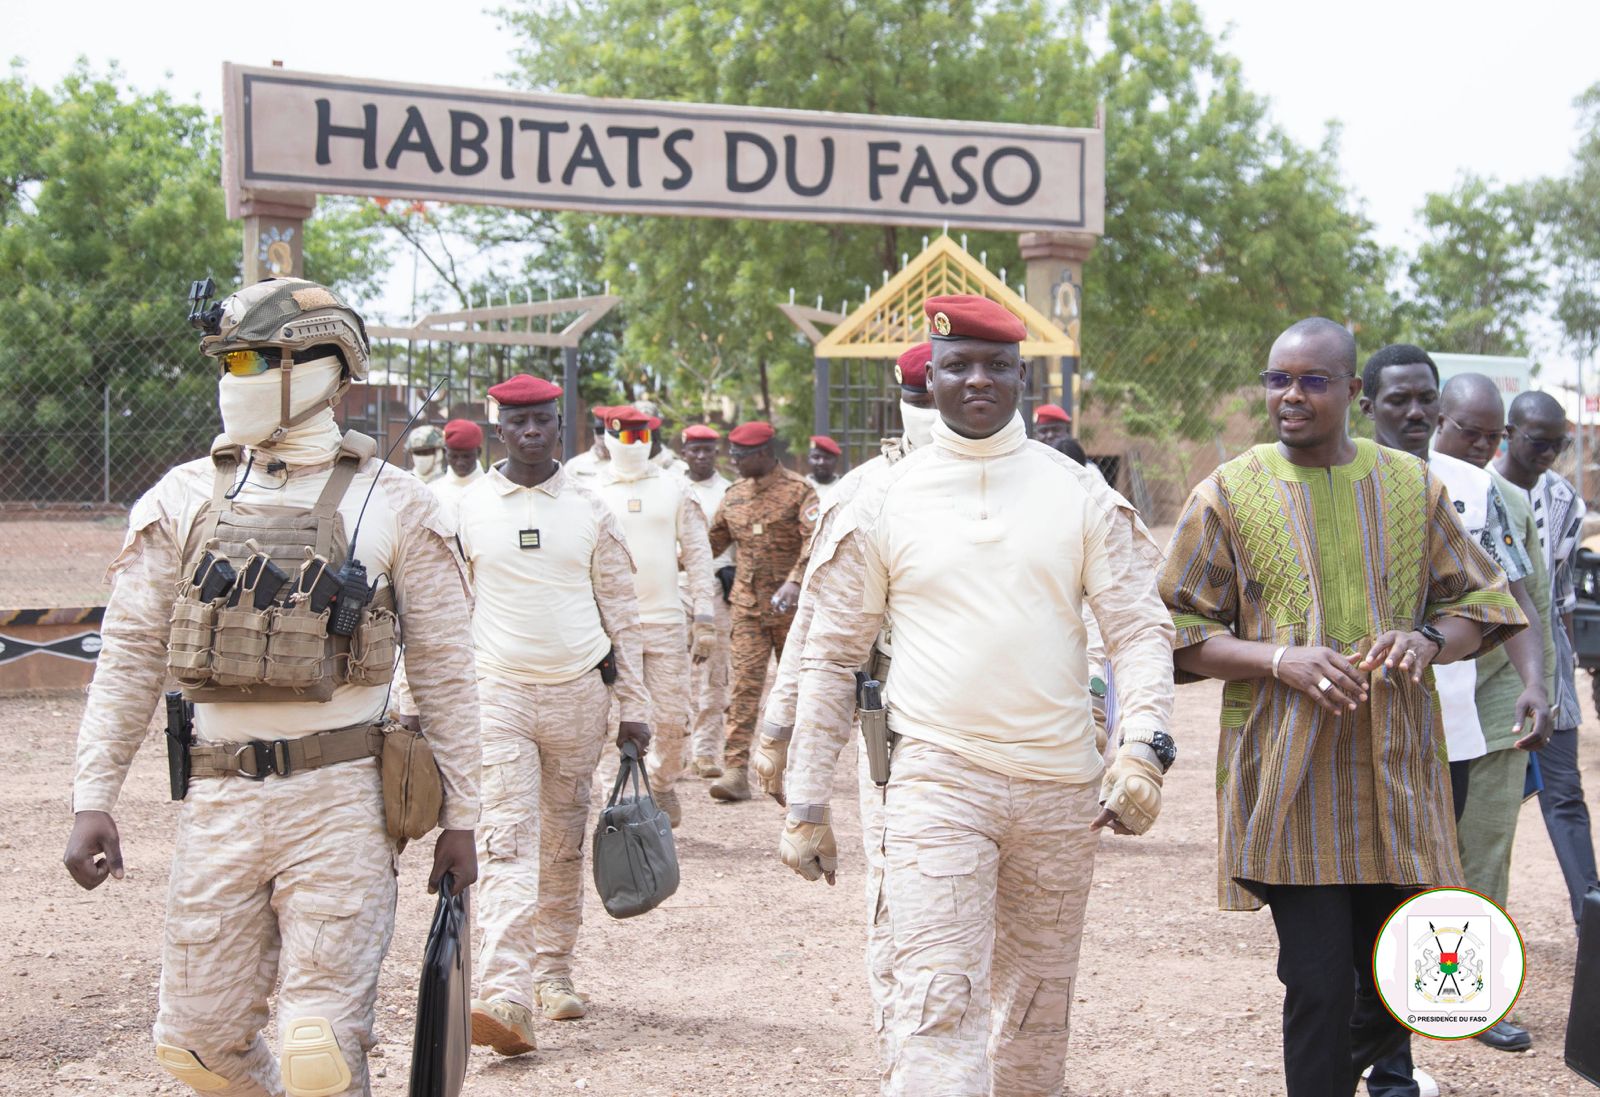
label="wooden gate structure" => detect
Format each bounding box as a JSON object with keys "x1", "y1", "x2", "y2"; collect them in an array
[{"x1": 783, "y1": 235, "x2": 1078, "y2": 466}]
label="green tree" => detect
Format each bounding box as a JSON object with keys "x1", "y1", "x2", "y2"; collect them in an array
[
  {"x1": 1404, "y1": 174, "x2": 1544, "y2": 356},
  {"x1": 0, "y1": 62, "x2": 392, "y2": 501},
  {"x1": 1539, "y1": 83, "x2": 1600, "y2": 369},
  {"x1": 493, "y1": 0, "x2": 1392, "y2": 446}
]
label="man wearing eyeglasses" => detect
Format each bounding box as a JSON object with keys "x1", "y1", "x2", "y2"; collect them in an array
[
  {"x1": 1497, "y1": 391, "x2": 1598, "y2": 929},
  {"x1": 1433, "y1": 372, "x2": 1553, "y2": 1051},
  {"x1": 1162, "y1": 319, "x2": 1526, "y2": 1097}
]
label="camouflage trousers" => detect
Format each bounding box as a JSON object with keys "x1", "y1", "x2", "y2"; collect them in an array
[
  {"x1": 859, "y1": 744, "x2": 896, "y2": 1083},
  {"x1": 687, "y1": 595, "x2": 732, "y2": 763},
  {"x1": 637, "y1": 620, "x2": 691, "y2": 787},
  {"x1": 153, "y1": 758, "x2": 396, "y2": 1097},
  {"x1": 882, "y1": 738, "x2": 1099, "y2": 1097},
  {"x1": 477, "y1": 672, "x2": 610, "y2": 1007},
  {"x1": 725, "y1": 611, "x2": 790, "y2": 768}
]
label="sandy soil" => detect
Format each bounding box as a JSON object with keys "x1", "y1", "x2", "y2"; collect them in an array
[
  {"x1": 0, "y1": 517, "x2": 127, "y2": 608},
  {"x1": 1, "y1": 678, "x2": 1594, "y2": 1097}
]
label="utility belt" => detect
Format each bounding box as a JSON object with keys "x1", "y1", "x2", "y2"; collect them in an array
[
  {"x1": 164, "y1": 692, "x2": 443, "y2": 843},
  {"x1": 188, "y1": 722, "x2": 385, "y2": 781}
]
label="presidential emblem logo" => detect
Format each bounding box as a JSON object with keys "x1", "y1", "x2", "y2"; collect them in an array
[
  {"x1": 1372, "y1": 887, "x2": 1525, "y2": 1040},
  {"x1": 1409, "y1": 918, "x2": 1486, "y2": 1006},
  {"x1": 933, "y1": 311, "x2": 952, "y2": 336}
]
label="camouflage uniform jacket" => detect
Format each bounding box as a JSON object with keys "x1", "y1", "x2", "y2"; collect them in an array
[{"x1": 708, "y1": 465, "x2": 818, "y2": 618}]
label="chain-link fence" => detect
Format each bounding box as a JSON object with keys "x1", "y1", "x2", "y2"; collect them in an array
[{"x1": 4, "y1": 289, "x2": 1592, "y2": 528}]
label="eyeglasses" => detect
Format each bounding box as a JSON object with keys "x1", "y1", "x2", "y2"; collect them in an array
[
  {"x1": 1259, "y1": 370, "x2": 1352, "y2": 394},
  {"x1": 1440, "y1": 414, "x2": 1504, "y2": 448},
  {"x1": 1515, "y1": 431, "x2": 1571, "y2": 455},
  {"x1": 610, "y1": 428, "x2": 652, "y2": 446},
  {"x1": 219, "y1": 349, "x2": 280, "y2": 377}
]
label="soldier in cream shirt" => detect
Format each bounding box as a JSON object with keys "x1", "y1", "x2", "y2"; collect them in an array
[
  {"x1": 453, "y1": 375, "x2": 653, "y2": 1055},
  {"x1": 781, "y1": 296, "x2": 1176, "y2": 1096},
  {"x1": 678, "y1": 424, "x2": 737, "y2": 775},
  {"x1": 593, "y1": 406, "x2": 717, "y2": 825}
]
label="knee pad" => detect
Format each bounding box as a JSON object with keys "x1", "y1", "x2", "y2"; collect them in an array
[
  {"x1": 281, "y1": 1017, "x2": 352, "y2": 1097},
  {"x1": 154, "y1": 1044, "x2": 231, "y2": 1093}
]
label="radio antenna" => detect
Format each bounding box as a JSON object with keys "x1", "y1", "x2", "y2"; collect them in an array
[{"x1": 348, "y1": 374, "x2": 449, "y2": 559}]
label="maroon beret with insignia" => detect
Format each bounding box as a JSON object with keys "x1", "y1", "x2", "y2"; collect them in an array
[
  {"x1": 682, "y1": 424, "x2": 721, "y2": 442},
  {"x1": 607, "y1": 405, "x2": 662, "y2": 431},
  {"x1": 809, "y1": 435, "x2": 841, "y2": 456},
  {"x1": 923, "y1": 294, "x2": 1027, "y2": 344},
  {"x1": 894, "y1": 342, "x2": 932, "y2": 391}
]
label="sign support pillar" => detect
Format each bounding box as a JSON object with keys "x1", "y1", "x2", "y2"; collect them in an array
[
  {"x1": 1019, "y1": 230, "x2": 1096, "y2": 417},
  {"x1": 240, "y1": 191, "x2": 317, "y2": 284}
]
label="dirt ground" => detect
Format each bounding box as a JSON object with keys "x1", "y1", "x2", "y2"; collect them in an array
[{"x1": 0, "y1": 677, "x2": 1593, "y2": 1097}]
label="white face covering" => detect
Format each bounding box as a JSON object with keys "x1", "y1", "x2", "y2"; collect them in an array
[
  {"x1": 899, "y1": 400, "x2": 939, "y2": 450},
  {"x1": 218, "y1": 355, "x2": 345, "y2": 464},
  {"x1": 412, "y1": 450, "x2": 444, "y2": 480},
  {"x1": 608, "y1": 437, "x2": 653, "y2": 478}
]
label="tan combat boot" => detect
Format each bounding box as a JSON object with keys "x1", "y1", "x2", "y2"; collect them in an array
[
  {"x1": 655, "y1": 786, "x2": 682, "y2": 828},
  {"x1": 536, "y1": 977, "x2": 588, "y2": 1020},
  {"x1": 709, "y1": 765, "x2": 751, "y2": 802},
  {"x1": 693, "y1": 756, "x2": 724, "y2": 778},
  {"x1": 470, "y1": 998, "x2": 537, "y2": 1056}
]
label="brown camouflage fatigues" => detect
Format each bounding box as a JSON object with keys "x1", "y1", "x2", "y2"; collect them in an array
[
  {"x1": 73, "y1": 452, "x2": 481, "y2": 1097},
  {"x1": 708, "y1": 465, "x2": 816, "y2": 767}
]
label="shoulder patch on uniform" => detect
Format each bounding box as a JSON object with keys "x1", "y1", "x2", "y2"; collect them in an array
[{"x1": 1454, "y1": 499, "x2": 1467, "y2": 513}]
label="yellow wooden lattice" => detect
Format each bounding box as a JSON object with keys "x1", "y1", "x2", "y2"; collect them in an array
[{"x1": 814, "y1": 235, "x2": 1077, "y2": 359}]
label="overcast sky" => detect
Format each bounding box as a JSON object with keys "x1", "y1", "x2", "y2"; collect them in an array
[{"x1": 10, "y1": 0, "x2": 1599, "y2": 379}]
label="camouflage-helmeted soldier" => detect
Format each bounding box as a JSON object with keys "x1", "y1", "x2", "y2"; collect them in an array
[{"x1": 63, "y1": 277, "x2": 481, "y2": 1097}]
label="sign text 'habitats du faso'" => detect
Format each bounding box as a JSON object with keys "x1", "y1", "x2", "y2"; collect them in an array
[{"x1": 223, "y1": 66, "x2": 1104, "y2": 234}]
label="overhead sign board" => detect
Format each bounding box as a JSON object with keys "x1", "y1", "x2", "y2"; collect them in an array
[{"x1": 223, "y1": 64, "x2": 1104, "y2": 234}]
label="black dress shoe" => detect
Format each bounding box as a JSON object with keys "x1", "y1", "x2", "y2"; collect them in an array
[{"x1": 1476, "y1": 1020, "x2": 1531, "y2": 1051}]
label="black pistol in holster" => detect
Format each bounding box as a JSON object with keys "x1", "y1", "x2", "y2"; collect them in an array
[
  {"x1": 857, "y1": 674, "x2": 892, "y2": 787},
  {"x1": 164, "y1": 689, "x2": 194, "y2": 801}
]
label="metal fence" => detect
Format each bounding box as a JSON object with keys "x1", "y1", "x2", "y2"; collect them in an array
[{"x1": 3, "y1": 290, "x2": 1589, "y2": 525}]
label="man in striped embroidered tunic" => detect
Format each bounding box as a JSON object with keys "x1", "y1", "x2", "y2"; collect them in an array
[{"x1": 1160, "y1": 318, "x2": 1525, "y2": 1097}]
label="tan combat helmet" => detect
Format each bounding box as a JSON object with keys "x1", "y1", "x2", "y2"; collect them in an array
[
  {"x1": 197, "y1": 277, "x2": 372, "y2": 444},
  {"x1": 407, "y1": 425, "x2": 445, "y2": 453}
]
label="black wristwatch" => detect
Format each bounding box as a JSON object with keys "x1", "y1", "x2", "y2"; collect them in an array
[
  {"x1": 1119, "y1": 729, "x2": 1177, "y2": 774},
  {"x1": 1418, "y1": 622, "x2": 1447, "y2": 655}
]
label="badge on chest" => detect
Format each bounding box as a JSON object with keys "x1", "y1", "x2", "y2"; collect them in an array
[
  {"x1": 519, "y1": 528, "x2": 541, "y2": 550},
  {"x1": 751, "y1": 521, "x2": 763, "y2": 535},
  {"x1": 628, "y1": 498, "x2": 642, "y2": 513}
]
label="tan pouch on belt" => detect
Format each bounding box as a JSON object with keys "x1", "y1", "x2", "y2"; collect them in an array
[{"x1": 380, "y1": 720, "x2": 444, "y2": 842}]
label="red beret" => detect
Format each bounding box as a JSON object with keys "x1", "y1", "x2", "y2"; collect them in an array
[
  {"x1": 488, "y1": 374, "x2": 563, "y2": 407},
  {"x1": 606, "y1": 405, "x2": 662, "y2": 431},
  {"x1": 1034, "y1": 404, "x2": 1072, "y2": 425},
  {"x1": 728, "y1": 420, "x2": 775, "y2": 447},
  {"x1": 924, "y1": 294, "x2": 1027, "y2": 344},
  {"x1": 895, "y1": 342, "x2": 932, "y2": 390},
  {"x1": 590, "y1": 405, "x2": 612, "y2": 421},
  {"x1": 809, "y1": 435, "x2": 841, "y2": 456},
  {"x1": 443, "y1": 419, "x2": 483, "y2": 449},
  {"x1": 682, "y1": 424, "x2": 721, "y2": 442}
]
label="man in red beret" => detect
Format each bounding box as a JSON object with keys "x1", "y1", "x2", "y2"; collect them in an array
[
  {"x1": 441, "y1": 375, "x2": 653, "y2": 1051},
  {"x1": 679, "y1": 424, "x2": 736, "y2": 777},
  {"x1": 806, "y1": 434, "x2": 843, "y2": 504},
  {"x1": 430, "y1": 418, "x2": 486, "y2": 514},
  {"x1": 563, "y1": 406, "x2": 612, "y2": 485},
  {"x1": 591, "y1": 407, "x2": 717, "y2": 826},
  {"x1": 704, "y1": 420, "x2": 817, "y2": 801},
  {"x1": 1033, "y1": 403, "x2": 1073, "y2": 450},
  {"x1": 781, "y1": 296, "x2": 1176, "y2": 1094}
]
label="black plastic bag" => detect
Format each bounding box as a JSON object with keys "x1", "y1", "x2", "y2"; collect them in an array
[
  {"x1": 592, "y1": 741, "x2": 679, "y2": 918},
  {"x1": 1566, "y1": 886, "x2": 1600, "y2": 1087},
  {"x1": 409, "y1": 873, "x2": 470, "y2": 1097}
]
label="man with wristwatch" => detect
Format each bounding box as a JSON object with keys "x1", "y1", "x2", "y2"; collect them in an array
[
  {"x1": 1161, "y1": 319, "x2": 1526, "y2": 1097},
  {"x1": 780, "y1": 295, "x2": 1177, "y2": 1094}
]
